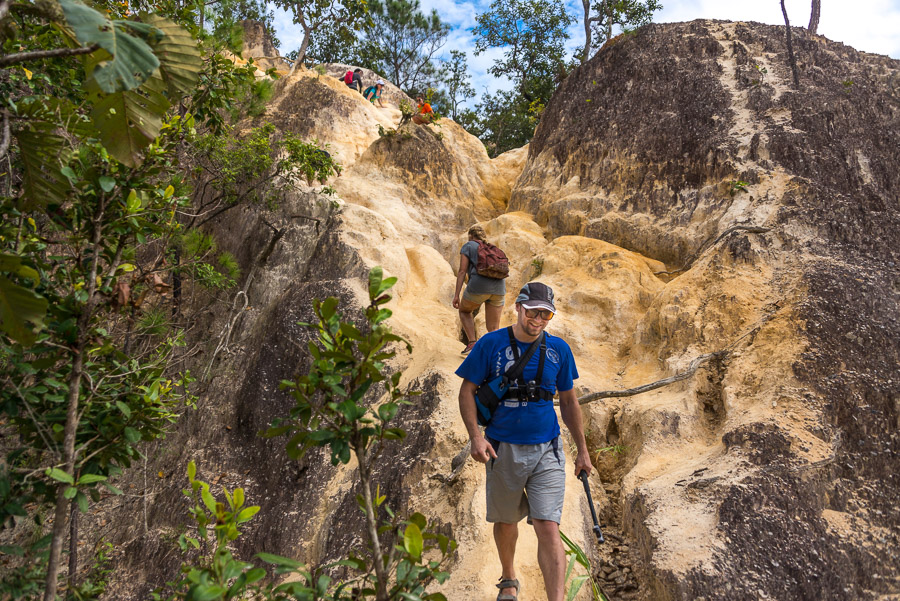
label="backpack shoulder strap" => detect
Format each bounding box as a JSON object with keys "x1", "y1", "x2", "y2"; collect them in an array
[
  {"x1": 506, "y1": 326, "x2": 518, "y2": 361},
  {"x1": 505, "y1": 332, "x2": 543, "y2": 383},
  {"x1": 535, "y1": 336, "x2": 546, "y2": 385}
]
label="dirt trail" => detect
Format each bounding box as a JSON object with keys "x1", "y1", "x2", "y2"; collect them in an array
[{"x1": 295, "y1": 73, "x2": 672, "y2": 599}]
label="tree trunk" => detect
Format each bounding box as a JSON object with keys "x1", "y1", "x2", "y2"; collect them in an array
[
  {"x1": 581, "y1": 0, "x2": 592, "y2": 62},
  {"x1": 781, "y1": 0, "x2": 801, "y2": 88},
  {"x1": 68, "y1": 499, "x2": 78, "y2": 588},
  {"x1": 289, "y1": 24, "x2": 312, "y2": 76},
  {"x1": 171, "y1": 246, "x2": 181, "y2": 318},
  {"x1": 355, "y1": 446, "x2": 388, "y2": 601},
  {"x1": 0, "y1": 0, "x2": 13, "y2": 23},
  {"x1": 43, "y1": 199, "x2": 107, "y2": 601},
  {"x1": 605, "y1": 0, "x2": 612, "y2": 44},
  {"x1": 808, "y1": 0, "x2": 820, "y2": 33},
  {"x1": 43, "y1": 341, "x2": 86, "y2": 601}
]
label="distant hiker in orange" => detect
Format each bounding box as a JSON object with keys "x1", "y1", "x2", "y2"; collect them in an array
[
  {"x1": 453, "y1": 225, "x2": 508, "y2": 354},
  {"x1": 412, "y1": 95, "x2": 435, "y2": 124}
]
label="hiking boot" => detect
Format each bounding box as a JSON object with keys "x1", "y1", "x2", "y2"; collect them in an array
[{"x1": 461, "y1": 341, "x2": 476, "y2": 355}]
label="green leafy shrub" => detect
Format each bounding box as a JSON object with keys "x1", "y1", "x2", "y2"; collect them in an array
[
  {"x1": 399, "y1": 98, "x2": 416, "y2": 119},
  {"x1": 728, "y1": 180, "x2": 749, "y2": 196},
  {"x1": 0, "y1": 3, "x2": 210, "y2": 595},
  {"x1": 560, "y1": 531, "x2": 609, "y2": 601},
  {"x1": 282, "y1": 137, "x2": 342, "y2": 186},
  {"x1": 377, "y1": 124, "x2": 398, "y2": 137},
  {"x1": 189, "y1": 125, "x2": 342, "y2": 219},
  {"x1": 266, "y1": 267, "x2": 455, "y2": 599},
  {"x1": 136, "y1": 306, "x2": 172, "y2": 338},
  {"x1": 174, "y1": 231, "x2": 241, "y2": 290},
  {"x1": 595, "y1": 444, "x2": 628, "y2": 456},
  {"x1": 161, "y1": 268, "x2": 455, "y2": 601}
]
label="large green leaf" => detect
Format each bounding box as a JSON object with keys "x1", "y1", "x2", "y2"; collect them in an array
[
  {"x1": 0, "y1": 255, "x2": 38, "y2": 280},
  {"x1": 403, "y1": 523, "x2": 423, "y2": 561},
  {"x1": 143, "y1": 14, "x2": 202, "y2": 98},
  {"x1": 90, "y1": 72, "x2": 170, "y2": 166},
  {"x1": 12, "y1": 98, "x2": 82, "y2": 209},
  {"x1": 0, "y1": 255, "x2": 48, "y2": 345},
  {"x1": 59, "y1": 0, "x2": 160, "y2": 93},
  {"x1": 15, "y1": 128, "x2": 70, "y2": 210}
]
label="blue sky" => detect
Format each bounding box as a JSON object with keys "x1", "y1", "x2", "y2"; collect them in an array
[{"x1": 272, "y1": 0, "x2": 900, "y2": 101}]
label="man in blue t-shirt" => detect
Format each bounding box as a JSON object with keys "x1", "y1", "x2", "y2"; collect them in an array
[{"x1": 456, "y1": 282, "x2": 591, "y2": 601}]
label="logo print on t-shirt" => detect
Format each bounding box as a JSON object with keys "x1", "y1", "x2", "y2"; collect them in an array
[
  {"x1": 547, "y1": 348, "x2": 560, "y2": 364},
  {"x1": 502, "y1": 346, "x2": 516, "y2": 374}
]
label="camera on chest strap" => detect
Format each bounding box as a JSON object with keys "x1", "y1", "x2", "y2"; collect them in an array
[{"x1": 507, "y1": 379, "x2": 539, "y2": 401}]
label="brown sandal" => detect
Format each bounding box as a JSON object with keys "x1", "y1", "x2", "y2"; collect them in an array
[{"x1": 496, "y1": 578, "x2": 519, "y2": 601}]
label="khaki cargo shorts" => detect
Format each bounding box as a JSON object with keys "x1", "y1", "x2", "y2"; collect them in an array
[
  {"x1": 462, "y1": 290, "x2": 505, "y2": 306},
  {"x1": 485, "y1": 438, "x2": 565, "y2": 524}
]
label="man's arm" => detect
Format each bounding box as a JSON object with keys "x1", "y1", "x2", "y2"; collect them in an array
[
  {"x1": 459, "y1": 379, "x2": 496, "y2": 463},
  {"x1": 452, "y1": 254, "x2": 469, "y2": 309},
  {"x1": 558, "y1": 388, "x2": 591, "y2": 476}
]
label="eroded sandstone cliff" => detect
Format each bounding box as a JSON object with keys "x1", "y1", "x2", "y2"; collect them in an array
[
  {"x1": 96, "y1": 19, "x2": 898, "y2": 601},
  {"x1": 517, "y1": 19, "x2": 900, "y2": 601}
]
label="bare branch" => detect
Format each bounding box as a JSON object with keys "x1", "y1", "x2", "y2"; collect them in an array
[
  {"x1": 780, "y1": 0, "x2": 801, "y2": 88},
  {"x1": 203, "y1": 221, "x2": 286, "y2": 380},
  {"x1": 571, "y1": 351, "x2": 727, "y2": 406},
  {"x1": 0, "y1": 110, "x2": 10, "y2": 162},
  {"x1": 0, "y1": 44, "x2": 99, "y2": 68},
  {"x1": 808, "y1": 0, "x2": 820, "y2": 34},
  {"x1": 571, "y1": 297, "x2": 785, "y2": 406},
  {"x1": 6, "y1": 376, "x2": 58, "y2": 455},
  {"x1": 0, "y1": 0, "x2": 11, "y2": 22}
]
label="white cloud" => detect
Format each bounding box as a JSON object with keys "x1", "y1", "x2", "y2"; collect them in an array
[
  {"x1": 655, "y1": 0, "x2": 900, "y2": 58},
  {"x1": 271, "y1": 6, "x2": 304, "y2": 51},
  {"x1": 419, "y1": 0, "x2": 483, "y2": 28}
]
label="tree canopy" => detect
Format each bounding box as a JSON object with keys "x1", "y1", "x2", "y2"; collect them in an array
[
  {"x1": 364, "y1": 0, "x2": 450, "y2": 94},
  {"x1": 273, "y1": 0, "x2": 370, "y2": 68},
  {"x1": 474, "y1": 0, "x2": 573, "y2": 100},
  {"x1": 580, "y1": 0, "x2": 661, "y2": 61},
  {"x1": 469, "y1": 0, "x2": 573, "y2": 155},
  {"x1": 440, "y1": 50, "x2": 475, "y2": 121}
]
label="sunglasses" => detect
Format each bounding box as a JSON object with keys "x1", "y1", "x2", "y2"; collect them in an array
[{"x1": 524, "y1": 308, "x2": 554, "y2": 321}]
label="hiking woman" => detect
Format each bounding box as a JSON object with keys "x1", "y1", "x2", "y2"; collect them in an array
[
  {"x1": 453, "y1": 225, "x2": 505, "y2": 354},
  {"x1": 363, "y1": 80, "x2": 386, "y2": 108}
]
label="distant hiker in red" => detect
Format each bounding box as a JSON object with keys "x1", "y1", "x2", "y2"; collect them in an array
[
  {"x1": 343, "y1": 68, "x2": 363, "y2": 93},
  {"x1": 453, "y1": 225, "x2": 508, "y2": 354}
]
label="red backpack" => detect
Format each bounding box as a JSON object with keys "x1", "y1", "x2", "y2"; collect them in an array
[
  {"x1": 344, "y1": 70, "x2": 354, "y2": 84},
  {"x1": 475, "y1": 241, "x2": 510, "y2": 279}
]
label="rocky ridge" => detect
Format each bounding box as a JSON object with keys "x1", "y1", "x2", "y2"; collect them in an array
[{"x1": 95, "y1": 19, "x2": 898, "y2": 601}]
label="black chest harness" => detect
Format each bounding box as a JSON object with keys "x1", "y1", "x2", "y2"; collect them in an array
[
  {"x1": 504, "y1": 326, "x2": 555, "y2": 404},
  {"x1": 487, "y1": 327, "x2": 562, "y2": 466}
]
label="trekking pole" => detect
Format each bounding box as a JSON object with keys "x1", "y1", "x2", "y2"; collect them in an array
[{"x1": 578, "y1": 470, "x2": 605, "y2": 544}]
